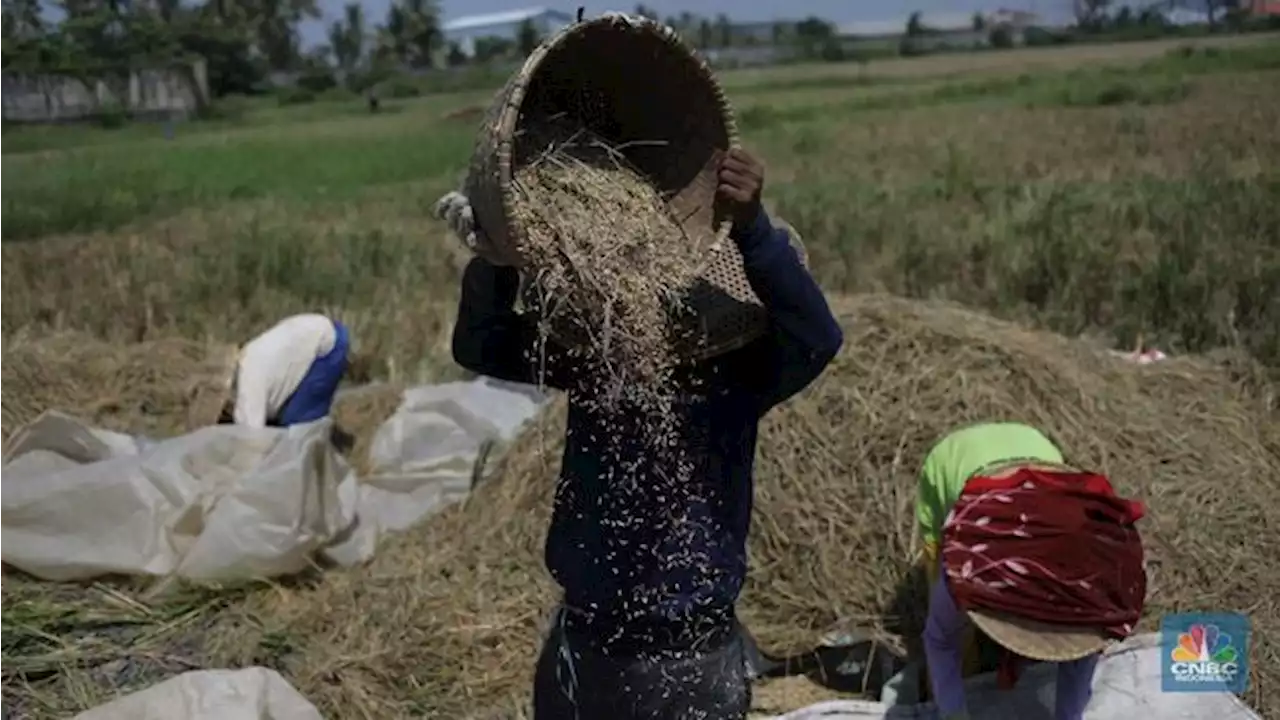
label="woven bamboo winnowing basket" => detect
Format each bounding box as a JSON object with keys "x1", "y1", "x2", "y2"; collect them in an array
[{"x1": 464, "y1": 12, "x2": 810, "y2": 362}]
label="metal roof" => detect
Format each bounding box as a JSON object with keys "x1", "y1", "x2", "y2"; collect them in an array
[{"x1": 442, "y1": 7, "x2": 573, "y2": 32}]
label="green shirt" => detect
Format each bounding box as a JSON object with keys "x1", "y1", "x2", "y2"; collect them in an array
[{"x1": 916, "y1": 423, "x2": 1064, "y2": 544}]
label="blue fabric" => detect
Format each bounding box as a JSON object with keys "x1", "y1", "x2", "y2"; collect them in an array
[
  {"x1": 275, "y1": 319, "x2": 350, "y2": 426},
  {"x1": 452, "y1": 209, "x2": 843, "y2": 654}
]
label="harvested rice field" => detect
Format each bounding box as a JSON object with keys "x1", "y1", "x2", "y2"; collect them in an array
[{"x1": 3, "y1": 33, "x2": 1279, "y2": 719}]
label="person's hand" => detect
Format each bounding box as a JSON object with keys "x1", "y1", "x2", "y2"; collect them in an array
[
  {"x1": 717, "y1": 148, "x2": 765, "y2": 234},
  {"x1": 434, "y1": 190, "x2": 485, "y2": 254}
]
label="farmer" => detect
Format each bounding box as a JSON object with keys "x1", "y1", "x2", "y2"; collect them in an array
[
  {"x1": 436, "y1": 147, "x2": 843, "y2": 719},
  {"x1": 223, "y1": 313, "x2": 364, "y2": 429},
  {"x1": 915, "y1": 422, "x2": 1148, "y2": 720}
]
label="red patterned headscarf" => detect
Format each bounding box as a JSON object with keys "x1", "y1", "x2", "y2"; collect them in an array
[{"x1": 941, "y1": 468, "x2": 1148, "y2": 641}]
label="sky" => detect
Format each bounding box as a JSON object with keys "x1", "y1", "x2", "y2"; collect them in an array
[{"x1": 299, "y1": 0, "x2": 1081, "y2": 48}]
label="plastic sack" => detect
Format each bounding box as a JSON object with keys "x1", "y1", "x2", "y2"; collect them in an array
[
  {"x1": 762, "y1": 634, "x2": 1259, "y2": 720},
  {"x1": 2, "y1": 411, "x2": 362, "y2": 581},
  {"x1": 70, "y1": 667, "x2": 324, "y2": 720},
  {"x1": 355, "y1": 376, "x2": 548, "y2": 533}
]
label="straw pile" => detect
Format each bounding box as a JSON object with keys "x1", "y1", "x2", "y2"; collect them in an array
[
  {"x1": 330, "y1": 382, "x2": 406, "y2": 476},
  {"x1": 0, "y1": 332, "x2": 402, "y2": 468},
  {"x1": 0, "y1": 332, "x2": 238, "y2": 443},
  {"x1": 511, "y1": 118, "x2": 701, "y2": 414},
  {"x1": 247, "y1": 293, "x2": 1278, "y2": 718}
]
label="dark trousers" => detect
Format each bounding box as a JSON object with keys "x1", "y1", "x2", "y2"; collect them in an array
[{"x1": 532, "y1": 608, "x2": 751, "y2": 720}]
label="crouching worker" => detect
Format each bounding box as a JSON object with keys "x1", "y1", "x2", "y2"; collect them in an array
[
  {"x1": 221, "y1": 314, "x2": 366, "y2": 429},
  {"x1": 915, "y1": 422, "x2": 1148, "y2": 720},
  {"x1": 437, "y1": 148, "x2": 843, "y2": 720}
]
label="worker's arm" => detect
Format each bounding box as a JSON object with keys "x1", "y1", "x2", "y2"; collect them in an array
[
  {"x1": 453, "y1": 257, "x2": 572, "y2": 390},
  {"x1": 923, "y1": 575, "x2": 970, "y2": 720},
  {"x1": 920, "y1": 539, "x2": 941, "y2": 584},
  {"x1": 1054, "y1": 653, "x2": 1100, "y2": 720},
  {"x1": 736, "y1": 209, "x2": 843, "y2": 413}
]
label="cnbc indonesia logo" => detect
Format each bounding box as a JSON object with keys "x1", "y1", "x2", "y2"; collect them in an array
[{"x1": 1169, "y1": 623, "x2": 1240, "y2": 684}]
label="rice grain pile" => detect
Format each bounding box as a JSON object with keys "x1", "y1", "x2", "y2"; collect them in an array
[{"x1": 509, "y1": 118, "x2": 705, "y2": 414}]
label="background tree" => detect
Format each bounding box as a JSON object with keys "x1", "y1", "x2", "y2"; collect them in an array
[
  {"x1": 1074, "y1": 0, "x2": 1111, "y2": 31},
  {"x1": 771, "y1": 20, "x2": 787, "y2": 45},
  {"x1": 328, "y1": 2, "x2": 364, "y2": 80},
  {"x1": 3, "y1": 0, "x2": 55, "y2": 73},
  {"x1": 254, "y1": 0, "x2": 320, "y2": 71},
  {"x1": 697, "y1": 17, "x2": 713, "y2": 48},
  {"x1": 989, "y1": 24, "x2": 1014, "y2": 47},
  {"x1": 793, "y1": 16, "x2": 836, "y2": 59},
  {"x1": 516, "y1": 18, "x2": 539, "y2": 56},
  {"x1": 472, "y1": 35, "x2": 512, "y2": 63},
  {"x1": 445, "y1": 40, "x2": 466, "y2": 66},
  {"x1": 375, "y1": 0, "x2": 439, "y2": 69},
  {"x1": 714, "y1": 12, "x2": 732, "y2": 47},
  {"x1": 677, "y1": 11, "x2": 694, "y2": 35},
  {"x1": 906, "y1": 10, "x2": 926, "y2": 36},
  {"x1": 1113, "y1": 5, "x2": 1134, "y2": 28}
]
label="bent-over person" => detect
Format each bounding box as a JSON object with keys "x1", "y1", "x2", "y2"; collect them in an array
[
  {"x1": 221, "y1": 314, "x2": 366, "y2": 429},
  {"x1": 915, "y1": 422, "x2": 1148, "y2": 720}
]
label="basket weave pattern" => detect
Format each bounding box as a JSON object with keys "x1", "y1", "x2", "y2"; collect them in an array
[{"x1": 464, "y1": 14, "x2": 806, "y2": 361}]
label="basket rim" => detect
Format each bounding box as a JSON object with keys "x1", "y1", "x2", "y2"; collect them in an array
[{"x1": 489, "y1": 14, "x2": 741, "y2": 258}]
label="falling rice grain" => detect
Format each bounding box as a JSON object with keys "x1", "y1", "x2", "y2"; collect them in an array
[
  {"x1": 510, "y1": 118, "x2": 706, "y2": 421},
  {"x1": 511, "y1": 119, "x2": 721, "y2": 641}
]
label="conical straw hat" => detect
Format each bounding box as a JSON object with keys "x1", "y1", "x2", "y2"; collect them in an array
[
  {"x1": 969, "y1": 610, "x2": 1111, "y2": 662},
  {"x1": 958, "y1": 459, "x2": 1114, "y2": 663}
]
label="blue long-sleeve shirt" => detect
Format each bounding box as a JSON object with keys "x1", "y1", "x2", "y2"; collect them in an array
[
  {"x1": 924, "y1": 575, "x2": 1099, "y2": 720},
  {"x1": 452, "y1": 209, "x2": 843, "y2": 655}
]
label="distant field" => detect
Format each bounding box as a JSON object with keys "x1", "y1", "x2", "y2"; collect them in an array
[
  {"x1": 3, "y1": 37, "x2": 1277, "y2": 378},
  {"x1": 720, "y1": 30, "x2": 1280, "y2": 85}
]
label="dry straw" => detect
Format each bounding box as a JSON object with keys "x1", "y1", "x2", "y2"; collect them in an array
[
  {"x1": 0, "y1": 332, "x2": 402, "y2": 467},
  {"x1": 127, "y1": 294, "x2": 1266, "y2": 719},
  {"x1": 2, "y1": 296, "x2": 1278, "y2": 717},
  {"x1": 1, "y1": 332, "x2": 238, "y2": 442}
]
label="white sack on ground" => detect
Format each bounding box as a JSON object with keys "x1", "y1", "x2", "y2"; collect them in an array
[
  {"x1": 355, "y1": 377, "x2": 548, "y2": 532},
  {"x1": 70, "y1": 667, "x2": 324, "y2": 720},
  {"x1": 1, "y1": 377, "x2": 549, "y2": 581},
  {"x1": 763, "y1": 634, "x2": 1259, "y2": 720},
  {"x1": 1, "y1": 411, "x2": 361, "y2": 581}
]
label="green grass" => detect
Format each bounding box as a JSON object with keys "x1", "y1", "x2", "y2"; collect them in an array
[
  {"x1": 2, "y1": 38, "x2": 1278, "y2": 371},
  {"x1": 7, "y1": 41, "x2": 1277, "y2": 242},
  {"x1": 1, "y1": 116, "x2": 475, "y2": 240}
]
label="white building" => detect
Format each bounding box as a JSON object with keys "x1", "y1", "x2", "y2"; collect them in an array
[{"x1": 442, "y1": 7, "x2": 575, "y2": 57}]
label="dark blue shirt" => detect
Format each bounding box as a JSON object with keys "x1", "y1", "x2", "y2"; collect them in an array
[
  {"x1": 452, "y1": 210, "x2": 843, "y2": 654},
  {"x1": 275, "y1": 319, "x2": 350, "y2": 426}
]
